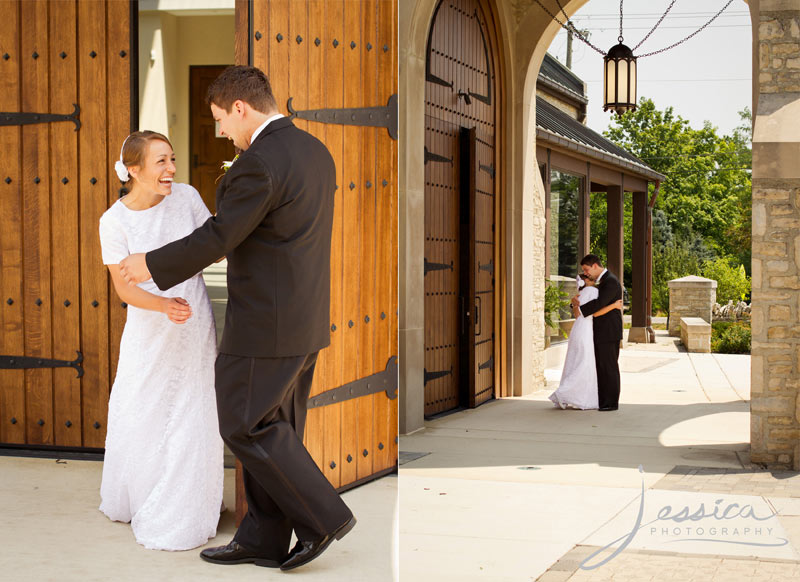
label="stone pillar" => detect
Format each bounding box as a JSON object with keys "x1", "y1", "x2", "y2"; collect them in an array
[
  {"x1": 667, "y1": 276, "x2": 717, "y2": 337},
  {"x1": 750, "y1": 3, "x2": 800, "y2": 470}
]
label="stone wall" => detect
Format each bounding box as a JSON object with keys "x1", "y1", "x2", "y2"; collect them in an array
[
  {"x1": 750, "y1": 4, "x2": 800, "y2": 470},
  {"x1": 667, "y1": 276, "x2": 717, "y2": 337},
  {"x1": 750, "y1": 178, "x2": 800, "y2": 469},
  {"x1": 758, "y1": 9, "x2": 800, "y2": 94}
]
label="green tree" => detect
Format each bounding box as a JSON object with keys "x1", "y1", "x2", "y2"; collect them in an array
[
  {"x1": 597, "y1": 99, "x2": 752, "y2": 311},
  {"x1": 604, "y1": 99, "x2": 751, "y2": 256},
  {"x1": 703, "y1": 257, "x2": 751, "y2": 304}
]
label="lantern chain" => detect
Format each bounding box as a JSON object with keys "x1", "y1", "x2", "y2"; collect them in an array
[
  {"x1": 536, "y1": 0, "x2": 606, "y2": 56},
  {"x1": 534, "y1": 0, "x2": 736, "y2": 59},
  {"x1": 633, "y1": 0, "x2": 676, "y2": 51},
  {"x1": 637, "y1": 0, "x2": 736, "y2": 58}
]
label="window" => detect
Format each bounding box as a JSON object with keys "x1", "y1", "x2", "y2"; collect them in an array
[{"x1": 549, "y1": 169, "x2": 582, "y2": 278}]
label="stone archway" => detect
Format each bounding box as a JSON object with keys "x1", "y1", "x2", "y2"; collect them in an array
[
  {"x1": 401, "y1": 0, "x2": 800, "y2": 470},
  {"x1": 399, "y1": 0, "x2": 514, "y2": 433}
]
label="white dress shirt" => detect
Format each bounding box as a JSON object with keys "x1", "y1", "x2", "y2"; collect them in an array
[{"x1": 249, "y1": 113, "x2": 285, "y2": 145}]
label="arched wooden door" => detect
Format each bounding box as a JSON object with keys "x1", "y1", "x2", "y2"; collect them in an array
[
  {"x1": 424, "y1": 0, "x2": 499, "y2": 416},
  {"x1": 234, "y1": 0, "x2": 398, "y2": 512},
  {"x1": 0, "y1": 0, "x2": 131, "y2": 450}
]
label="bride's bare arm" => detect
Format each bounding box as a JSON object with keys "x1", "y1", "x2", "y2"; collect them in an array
[
  {"x1": 593, "y1": 299, "x2": 624, "y2": 318},
  {"x1": 107, "y1": 264, "x2": 192, "y2": 324}
]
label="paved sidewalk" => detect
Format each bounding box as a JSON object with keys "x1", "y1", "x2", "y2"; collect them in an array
[
  {"x1": 400, "y1": 331, "x2": 800, "y2": 581},
  {"x1": 0, "y1": 457, "x2": 397, "y2": 582}
]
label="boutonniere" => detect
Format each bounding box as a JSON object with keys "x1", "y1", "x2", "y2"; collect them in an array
[
  {"x1": 216, "y1": 154, "x2": 239, "y2": 183},
  {"x1": 221, "y1": 154, "x2": 239, "y2": 173}
]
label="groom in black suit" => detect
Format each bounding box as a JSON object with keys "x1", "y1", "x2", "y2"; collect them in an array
[
  {"x1": 572, "y1": 254, "x2": 623, "y2": 411},
  {"x1": 119, "y1": 66, "x2": 354, "y2": 570}
]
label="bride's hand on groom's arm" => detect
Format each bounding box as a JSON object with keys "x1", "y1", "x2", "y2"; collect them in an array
[
  {"x1": 162, "y1": 297, "x2": 193, "y2": 325},
  {"x1": 107, "y1": 265, "x2": 192, "y2": 323}
]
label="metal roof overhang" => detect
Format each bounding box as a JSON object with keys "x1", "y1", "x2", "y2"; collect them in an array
[
  {"x1": 537, "y1": 126, "x2": 666, "y2": 183},
  {"x1": 535, "y1": 97, "x2": 666, "y2": 183}
]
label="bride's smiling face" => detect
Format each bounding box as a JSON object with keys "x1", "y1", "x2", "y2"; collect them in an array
[{"x1": 128, "y1": 140, "x2": 175, "y2": 196}]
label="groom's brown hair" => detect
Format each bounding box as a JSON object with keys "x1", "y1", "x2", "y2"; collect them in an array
[
  {"x1": 580, "y1": 253, "x2": 603, "y2": 267},
  {"x1": 206, "y1": 65, "x2": 278, "y2": 114}
]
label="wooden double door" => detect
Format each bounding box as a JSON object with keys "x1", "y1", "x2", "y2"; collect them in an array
[
  {"x1": 0, "y1": 0, "x2": 131, "y2": 449},
  {"x1": 243, "y1": 0, "x2": 398, "y2": 492},
  {"x1": 424, "y1": 0, "x2": 498, "y2": 416},
  {"x1": 1, "y1": 0, "x2": 398, "y2": 496}
]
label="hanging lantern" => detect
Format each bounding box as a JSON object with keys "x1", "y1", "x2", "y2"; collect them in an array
[{"x1": 603, "y1": 41, "x2": 637, "y2": 115}]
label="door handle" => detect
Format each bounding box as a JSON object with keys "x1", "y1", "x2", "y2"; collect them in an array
[{"x1": 475, "y1": 296, "x2": 482, "y2": 337}]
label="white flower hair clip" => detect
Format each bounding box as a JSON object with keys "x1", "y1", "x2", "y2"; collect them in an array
[
  {"x1": 115, "y1": 159, "x2": 129, "y2": 182},
  {"x1": 115, "y1": 136, "x2": 131, "y2": 182}
]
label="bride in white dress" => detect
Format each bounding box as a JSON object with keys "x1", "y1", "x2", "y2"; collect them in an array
[
  {"x1": 549, "y1": 274, "x2": 623, "y2": 410},
  {"x1": 98, "y1": 131, "x2": 224, "y2": 550}
]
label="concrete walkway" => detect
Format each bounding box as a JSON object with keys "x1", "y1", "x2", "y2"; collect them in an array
[
  {"x1": 400, "y1": 331, "x2": 800, "y2": 581},
  {"x1": 0, "y1": 460, "x2": 397, "y2": 582},
  {"x1": 0, "y1": 262, "x2": 397, "y2": 581}
]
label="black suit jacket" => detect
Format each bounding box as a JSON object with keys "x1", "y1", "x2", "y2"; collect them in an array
[
  {"x1": 146, "y1": 117, "x2": 335, "y2": 358},
  {"x1": 579, "y1": 270, "x2": 623, "y2": 344}
]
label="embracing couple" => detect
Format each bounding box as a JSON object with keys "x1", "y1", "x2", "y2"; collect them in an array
[
  {"x1": 97, "y1": 66, "x2": 355, "y2": 570},
  {"x1": 549, "y1": 254, "x2": 624, "y2": 412}
]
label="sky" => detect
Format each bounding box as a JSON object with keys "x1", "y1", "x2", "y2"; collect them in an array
[{"x1": 545, "y1": 0, "x2": 753, "y2": 137}]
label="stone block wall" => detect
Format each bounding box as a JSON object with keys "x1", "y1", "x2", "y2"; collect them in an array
[
  {"x1": 750, "y1": 6, "x2": 800, "y2": 471},
  {"x1": 680, "y1": 317, "x2": 712, "y2": 353},
  {"x1": 667, "y1": 276, "x2": 717, "y2": 337},
  {"x1": 750, "y1": 178, "x2": 800, "y2": 469}
]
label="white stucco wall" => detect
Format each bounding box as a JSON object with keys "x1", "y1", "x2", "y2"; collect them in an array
[{"x1": 138, "y1": 11, "x2": 234, "y2": 185}]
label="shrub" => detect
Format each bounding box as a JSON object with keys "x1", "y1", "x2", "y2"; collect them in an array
[
  {"x1": 711, "y1": 321, "x2": 751, "y2": 354},
  {"x1": 544, "y1": 282, "x2": 570, "y2": 338},
  {"x1": 703, "y1": 258, "x2": 750, "y2": 304}
]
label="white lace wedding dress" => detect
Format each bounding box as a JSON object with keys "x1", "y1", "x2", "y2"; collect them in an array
[
  {"x1": 98, "y1": 183, "x2": 224, "y2": 551},
  {"x1": 548, "y1": 285, "x2": 599, "y2": 410}
]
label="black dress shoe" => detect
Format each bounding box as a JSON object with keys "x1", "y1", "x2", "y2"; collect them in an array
[
  {"x1": 199, "y1": 540, "x2": 281, "y2": 568},
  {"x1": 598, "y1": 406, "x2": 619, "y2": 411},
  {"x1": 280, "y1": 516, "x2": 357, "y2": 571}
]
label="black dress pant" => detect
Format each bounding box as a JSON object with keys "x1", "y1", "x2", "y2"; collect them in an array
[
  {"x1": 594, "y1": 341, "x2": 621, "y2": 409},
  {"x1": 214, "y1": 351, "x2": 352, "y2": 559}
]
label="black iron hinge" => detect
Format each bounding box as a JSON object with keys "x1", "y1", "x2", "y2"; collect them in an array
[
  {"x1": 424, "y1": 366, "x2": 453, "y2": 386},
  {"x1": 424, "y1": 146, "x2": 453, "y2": 165},
  {"x1": 0, "y1": 351, "x2": 84, "y2": 378},
  {"x1": 287, "y1": 94, "x2": 398, "y2": 140},
  {"x1": 424, "y1": 258, "x2": 453, "y2": 276},
  {"x1": 307, "y1": 356, "x2": 398, "y2": 409},
  {"x1": 0, "y1": 103, "x2": 81, "y2": 131}
]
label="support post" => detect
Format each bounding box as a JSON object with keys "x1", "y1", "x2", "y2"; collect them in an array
[
  {"x1": 629, "y1": 190, "x2": 650, "y2": 343},
  {"x1": 578, "y1": 163, "x2": 590, "y2": 259},
  {"x1": 606, "y1": 185, "x2": 623, "y2": 281}
]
